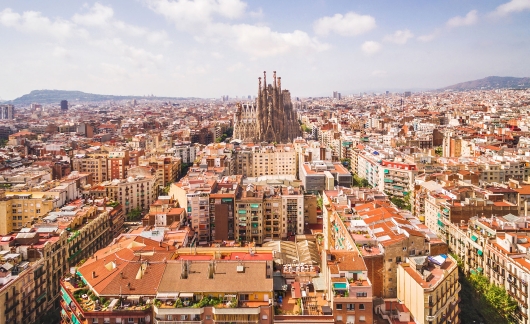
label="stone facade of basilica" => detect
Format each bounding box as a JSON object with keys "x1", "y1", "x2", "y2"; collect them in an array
[{"x1": 233, "y1": 71, "x2": 301, "y2": 143}]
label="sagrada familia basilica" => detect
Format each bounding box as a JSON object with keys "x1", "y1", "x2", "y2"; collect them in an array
[{"x1": 233, "y1": 71, "x2": 301, "y2": 143}]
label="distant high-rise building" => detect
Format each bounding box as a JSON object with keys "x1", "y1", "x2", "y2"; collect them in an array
[
  {"x1": 404, "y1": 91, "x2": 412, "y2": 97},
  {"x1": 233, "y1": 71, "x2": 301, "y2": 143},
  {"x1": 332, "y1": 91, "x2": 341, "y2": 100},
  {"x1": 60, "y1": 100, "x2": 68, "y2": 111},
  {"x1": 386, "y1": 90, "x2": 390, "y2": 95},
  {"x1": 0, "y1": 104, "x2": 14, "y2": 120}
]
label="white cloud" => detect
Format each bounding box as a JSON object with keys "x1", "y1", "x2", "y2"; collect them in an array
[
  {"x1": 361, "y1": 41, "x2": 381, "y2": 55},
  {"x1": 383, "y1": 29, "x2": 413, "y2": 45},
  {"x1": 225, "y1": 24, "x2": 328, "y2": 57},
  {"x1": 211, "y1": 51, "x2": 223, "y2": 59},
  {"x1": 446, "y1": 10, "x2": 478, "y2": 28},
  {"x1": 146, "y1": 0, "x2": 328, "y2": 57},
  {"x1": 417, "y1": 29, "x2": 441, "y2": 42},
  {"x1": 73, "y1": 3, "x2": 171, "y2": 45},
  {"x1": 227, "y1": 62, "x2": 243, "y2": 72},
  {"x1": 72, "y1": 2, "x2": 114, "y2": 27},
  {"x1": 53, "y1": 46, "x2": 71, "y2": 59},
  {"x1": 113, "y1": 38, "x2": 164, "y2": 67},
  {"x1": 0, "y1": 8, "x2": 83, "y2": 40},
  {"x1": 249, "y1": 8, "x2": 263, "y2": 18},
  {"x1": 371, "y1": 70, "x2": 387, "y2": 77},
  {"x1": 491, "y1": 0, "x2": 530, "y2": 16},
  {"x1": 146, "y1": 0, "x2": 247, "y2": 31},
  {"x1": 314, "y1": 12, "x2": 376, "y2": 36}
]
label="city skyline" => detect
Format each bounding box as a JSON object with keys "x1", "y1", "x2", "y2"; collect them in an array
[{"x1": 1, "y1": 0, "x2": 530, "y2": 100}]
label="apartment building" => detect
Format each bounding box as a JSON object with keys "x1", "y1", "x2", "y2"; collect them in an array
[
  {"x1": 324, "y1": 250, "x2": 374, "y2": 324},
  {"x1": 107, "y1": 150, "x2": 130, "y2": 180},
  {"x1": 398, "y1": 255, "x2": 460, "y2": 324},
  {"x1": 155, "y1": 250, "x2": 274, "y2": 324},
  {"x1": 60, "y1": 239, "x2": 274, "y2": 324},
  {"x1": 299, "y1": 161, "x2": 352, "y2": 193},
  {"x1": 324, "y1": 190, "x2": 447, "y2": 299},
  {"x1": 141, "y1": 155, "x2": 181, "y2": 186},
  {"x1": 424, "y1": 187, "x2": 518, "y2": 237},
  {"x1": 141, "y1": 197, "x2": 185, "y2": 227},
  {"x1": 94, "y1": 168, "x2": 158, "y2": 215},
  {"x1": 72, "y1": 153, "x2": 109, "y2": 183},
  {"x1": 235, "y1": 143, "x2": 297, "y2": 178},
  {"x1": 444, "y1": 215, "x2": 530, "y2": 323},
  {"x1": 0, "y1": 191, "x2": 57, "y2": 234},
  {"x1": 209, "y1": 176, "x2": 241, "y2": 241},
  {"x1": 235, "y1": 183, "x2": 305, "y2": 244},
  {"x1": 379, "y1": 159, "x2": 417, "y2": 197},
  {"x1": 174, "y1": 141, "x2": 197, "y2": 164}
]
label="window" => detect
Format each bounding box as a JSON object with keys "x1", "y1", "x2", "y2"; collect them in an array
[
  {"x1": 359, "y1": 315, "x2": 366, "y2": 321},
  {"x1": 336, "y1": 303, "x2": 343, "y2": 310},
  {"x1": 92, "y1": 319, "x2": 98, "y2": 324},
  {"x1": 180, "y1": 315, "x2": 187, "y2": 320},
  {"x1": 356, "y1": 292, "x2": 367, "y2": 297},
  {"x1": 205, "y1": 315, "x2": 212, "y2": 320},
  {"x1": 359, "y1": 304, "x2": 365, "y2": 310},
  {"x1": 388, "y1": 258, "x2": 392, "y2": 262},
  {"x1": 240, "y1": 294, "x2": 249, "y2": 301},
  {"x1": 115, "y1": 318, "x2": 122, "y2": 323},
  {"x1": 262, "y1": 315, "x2": 268, "y2": 320},
  {"x1": 128, "y1": 319, "x2": 134, "y2": 323},
  {"x1": 336, "y1": 315, "x2": 343, "y2": 321},
  {"x1": 347, "y1": 303, "x2": 355, "y2": 310}
]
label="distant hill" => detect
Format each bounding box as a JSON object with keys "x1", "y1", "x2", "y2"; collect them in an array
[
  {"x1": 9, "y1": 89, "x2": 191, "y2": 105},
  {"x1": 439, "y1": 76, "x2": 530, "y2": 91}
]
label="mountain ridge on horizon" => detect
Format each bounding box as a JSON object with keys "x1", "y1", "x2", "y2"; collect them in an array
[
  {"x1": 8, "y1": 89, "x2": 194, "y2": 106},
  {"x1": 438, "y1": 76, "x2": 530, "y2": 91}
]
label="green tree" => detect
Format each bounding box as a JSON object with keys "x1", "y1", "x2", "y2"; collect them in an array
[
  {"x1": 127, "y1": 207, "x2": 143, "y2": 221},
  {"x1": 0, "y1": 139, "x2": 7, "y2": 147},
  {"x1": 435, "y1": 146, "x2": 443, "y2": 157},
  {"x1": 317, "y1": 196, "x2": 323, "y2": 209},
  {"x1": 468, "y1": 272, "x2": 517, "y2": 323}
]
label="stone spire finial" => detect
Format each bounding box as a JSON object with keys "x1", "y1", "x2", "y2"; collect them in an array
[
  {"x1": 263, "y1": 71, "x2": 267, "y2": 91},
  {"x1": 258, "y1": 77, "x2": 262, "y2": 98},
  {"x1": 273, "y1": 71, "x2": 277, "y2": 89}
]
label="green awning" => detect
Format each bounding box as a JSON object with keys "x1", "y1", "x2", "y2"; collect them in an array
[
  {"x1": 477, "y1": 250, "x2": 483, "y2": 256},
  {"x1": 437, "y1": 220, "x2": 445, "y2": 227},
  {"x1": 238, "y1": 210, "x2": 247, "y2": 214},
  {"x1": 477, "y1": 267, "x2": 483, "y2": 272},
  {"x1": 250, "y1": 204, "x2": 259, "y2": 208},
  {"x1": 471, "y1": 235, "x2": 478, "y2": 242},
  {"x1": 470, "y1": 269, "x2": 477, "y2": 274}
]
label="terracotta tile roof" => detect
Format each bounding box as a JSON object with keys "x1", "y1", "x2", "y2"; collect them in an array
[{"x1": 157, "y1": 261, "x2": 273, "y2": 293}]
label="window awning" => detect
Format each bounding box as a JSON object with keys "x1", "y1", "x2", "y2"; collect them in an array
[
  {"x1": 477, "y1": 250, "x2": 483, "y2": 256},
  {"x1": 156, "y1": 292, "x2": 179, "y2": 299},
  {"x1": 477, "y1": 267, "x2": 483, "y2": 272},
  {"x1": 179, "y1": 292, "x2": 194, "y2": 298},
  {"x1": 471, "y1": 235, "x2": 478, "y2": 242}
]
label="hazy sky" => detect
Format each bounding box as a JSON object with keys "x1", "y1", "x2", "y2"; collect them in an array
[{"x1": 1, "y1": 0, "x2": 530, "y2": 100}]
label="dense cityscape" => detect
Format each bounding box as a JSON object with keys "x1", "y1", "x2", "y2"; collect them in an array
[
  {"x1": 0, "y1": 70, "x2": 529, "y2": 324},
  {"x1": 2, "y1": 1, "x2": 530, "y2": 324}
]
